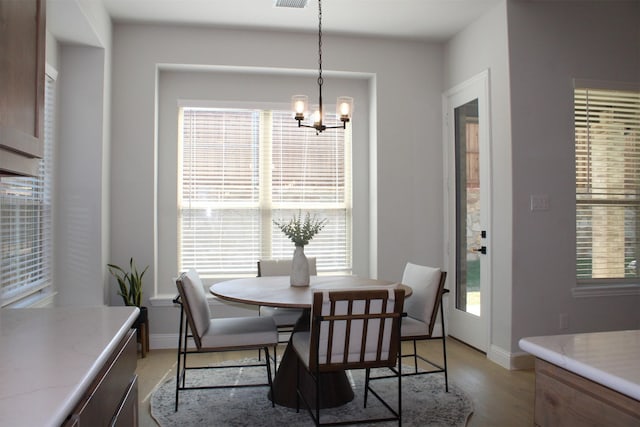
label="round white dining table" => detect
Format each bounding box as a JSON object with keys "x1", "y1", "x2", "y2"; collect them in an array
[
  {"x1": 210, "y1": 275, "x2": 410, "y2": 409},
  {"x1": 210, "y1": 274, "x2": 409, "y2": 308}
]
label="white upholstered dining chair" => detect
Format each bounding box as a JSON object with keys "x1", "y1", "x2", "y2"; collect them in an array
[
  {"x1": 173, "y1": 269, "x2": 278, "y2": 411},
  {"x1": 257, "y1": 257, "x2": 317, "y2": 338},
  {"x1": 398, "y1": 262, "x2": 449, "y2": 390}
]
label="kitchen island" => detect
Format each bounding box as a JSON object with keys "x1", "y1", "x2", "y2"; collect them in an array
[
  {"x1": 0, "y1": 306, "x2": 139, "y2": 427},
  {"x1": 519, "y1": 330, "x2": 640, "y2": 427}
]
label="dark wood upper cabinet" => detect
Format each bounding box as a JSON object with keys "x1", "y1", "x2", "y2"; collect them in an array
[{"x1": 0, "y1": 0, "x2": 46, "y2": 177}]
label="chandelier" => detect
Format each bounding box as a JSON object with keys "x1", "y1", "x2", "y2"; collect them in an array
[{"x1": 292, "y1": 0, "x2": 353, "y2": 133}]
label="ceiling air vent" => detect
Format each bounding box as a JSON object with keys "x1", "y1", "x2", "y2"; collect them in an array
[{"x1": 274, "y1": 0, "x2": 308, "y2": 8}]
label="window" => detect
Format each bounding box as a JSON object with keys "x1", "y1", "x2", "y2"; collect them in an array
[
  {"x1": 575, "y1": 82, "x2": 640, "y2": 283},
  {"x1": 0, "y1": 71, "x2": 55, "y2": 306},
  {"x1": 179, "y1": 106, "x2": 352, "y2": 278}
]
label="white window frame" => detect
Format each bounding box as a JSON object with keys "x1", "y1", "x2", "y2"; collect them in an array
[
  {"x1": 574, "y1": 79, "x2": 640, "y2": 297},
  {"x1": 0, "y1": 65, "x2": 57, "y2": 307},
  {"x1": 177, "y1": 102, "x2": 353, "y2": 279}
]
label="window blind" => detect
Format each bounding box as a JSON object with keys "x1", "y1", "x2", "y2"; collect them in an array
[
  {"x1": 575, "y1": 85, "x2": 640, "y2": 282},
  {"x1": 179, "y1": 107, "x2": 352, "y2": 278},
  {"x1": 0, "y1": 74, "x2": 55, "y2": 306}
]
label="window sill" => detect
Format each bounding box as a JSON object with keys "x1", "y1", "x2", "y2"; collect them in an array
[
  {"x1": 572, "y1": 284, "x2": 640, "y2": 298},
  {"x1": 2, "y1": 290, "x2": 57, "y2": 308}
]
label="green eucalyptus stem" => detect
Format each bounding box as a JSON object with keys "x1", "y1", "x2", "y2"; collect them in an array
[{"x1": 273, "y1": 211, "x2": 327, "y2": 247}]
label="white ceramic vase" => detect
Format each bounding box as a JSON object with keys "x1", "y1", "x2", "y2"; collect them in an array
[{"x1": 290, "y1": 245, "x2": 310, "y2": 287}]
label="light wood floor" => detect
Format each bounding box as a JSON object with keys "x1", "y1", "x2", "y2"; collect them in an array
[{"x1": 135, "y1": 338, "x2": 535, "y2": 426}]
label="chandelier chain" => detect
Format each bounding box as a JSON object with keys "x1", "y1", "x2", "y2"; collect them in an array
[{"x1": 317, "y1": 0, "x2": 323, "y2": 87}]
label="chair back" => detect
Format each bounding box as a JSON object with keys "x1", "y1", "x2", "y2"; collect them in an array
[
  {"x1": 307, "y1": 288, "x2": 405, "y2": 373},
  {"x1": 176, "y1": 269, "x2": 211, "y2": 349},
  {"x1": 257, "y1": 258, "x2": 317, "y2": 276},
  {"x1": 401, "y1": 263, "x2": 447, "y2": 336}
]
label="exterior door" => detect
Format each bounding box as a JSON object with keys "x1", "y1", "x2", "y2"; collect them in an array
[{"x1": 443, "y1": 71, "x2": 491, "y2": 352}]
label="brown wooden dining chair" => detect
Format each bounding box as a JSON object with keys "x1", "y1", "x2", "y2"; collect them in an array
[
  {"x1": 173, "y1": 269, "x2": 278, "y2": 411},
  {"x1": 292, "y1": 288, "x2": 405, "y2": 426}
]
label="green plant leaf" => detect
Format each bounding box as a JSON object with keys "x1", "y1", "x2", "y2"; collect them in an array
[
  {"x1": 108, "y1": 258, "x2": 148, "y2": 307},
  {"x1": 273, "y1": 210, "x2": 327, "y2": 247}
]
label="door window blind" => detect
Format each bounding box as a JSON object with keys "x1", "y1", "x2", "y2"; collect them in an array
[
  {"x1": 1, "y1": 73, "x2": 55, "y2": 306},
  {"x1": 179, "y1": 107, "x2": 352, "y2": 277},
  {"x1": 575, "y1": 84, "x2": 640, "y2": 282}
]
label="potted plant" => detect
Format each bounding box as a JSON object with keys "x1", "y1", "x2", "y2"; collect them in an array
[
  {"x1": 108, "y1": 257, "x2": 148, "y2": 307},
  {"x1": 108, "y1": 257, "x2": 150, "y2": 356},
  {"x1": 273, "y1": 211, "x2": 326, "y2": 286}
]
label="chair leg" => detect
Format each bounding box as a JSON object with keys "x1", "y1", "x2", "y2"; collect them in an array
[
  {"x1": 174, "y1": 305, "x2": 186, "y2": 412},
  {"x1": 263, "y1": 346, "x2": 275, "y2": 408},
  {"x1": 441, "y1": 335, "x2": 449, "y2": 392},
  {"x1": 258, "y1": 308, "x2": 263, "y2": 362},
  {"x1": 439, "y1": 300, "x2": 449, "y2": 392},
  {"x1": 174, "y1": 350, "x2": 181, "y2": 411},
  {"x1": 295, "y1": 356, "x2": 301, "y2": 413},
  {"x1": 315, "y1": 369, "x2": 321, "y2": 427},
  {"x1": 273, "y1": 344, "x2": 278, "y2": 368},
  {"x1": 412, "y1": 339, "x2": 418, "y2": 373},
  {"x1": 174, "y1": 356, "x2": 181, "y2": 411},
  {"x1": 397, "y1": 367, "x2": 402, "y2": 426},
  {"x1": 364, "y1": 368, "x2": 371, "y2": 407},
  {"x1": 398, "y1": 337, "x2": 403, "y2": 426}
]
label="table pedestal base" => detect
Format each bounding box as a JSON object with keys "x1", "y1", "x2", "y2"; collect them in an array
[{"x1": 269, "y1": 310, "x2": 355, "y2": 409}]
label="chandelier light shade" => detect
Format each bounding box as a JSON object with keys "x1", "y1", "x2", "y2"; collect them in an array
[
  {"x1": 337, "y1": 96, "x2": 354, "y2": 121},
  {"x1": 293, "y1": 0, "x2": 353, "y2": 133},
  {"x1": 292, "y1": 95, "x2": 309, "y2": 120}
]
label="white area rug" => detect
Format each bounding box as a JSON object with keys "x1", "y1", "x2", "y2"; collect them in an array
[{"x1": 151, "y1": 359, "x2": 472, "y2": 426}]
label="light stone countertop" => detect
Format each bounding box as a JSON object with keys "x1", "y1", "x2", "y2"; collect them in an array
[
  {"x1": 519, "y1": 329, "x2": 640, "y2": 401},
  {"x1": 0, "y1": 306, "x2": 139, "y2": 427}
]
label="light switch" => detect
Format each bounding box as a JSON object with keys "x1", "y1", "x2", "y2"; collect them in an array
[{"x1": 530, "y1": 194, "x2": 549, "y2": 211}]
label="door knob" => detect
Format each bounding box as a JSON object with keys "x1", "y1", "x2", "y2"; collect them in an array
[{"x1": 472, "y1": 246, "x2": 487, "y2": 255}]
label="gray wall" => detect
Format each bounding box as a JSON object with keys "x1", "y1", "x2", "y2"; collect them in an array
[
  {"x1": 48, "y1": 0, "x2": 113, "y2": 307},
  {"x1": 507, "y1": 0, "x2": 640, "y2": 350}
]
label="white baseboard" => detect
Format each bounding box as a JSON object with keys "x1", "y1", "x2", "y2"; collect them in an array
[
  {"x1": 487, "y1": 344, "x2": 534, "y2": 370},
  {"x1": 151, "y1": 333, "x2": 180, "y2": 350}
]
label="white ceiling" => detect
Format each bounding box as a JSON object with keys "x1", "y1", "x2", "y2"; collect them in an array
[{"x1": 91, "y1": 0, "x2": 503, "y2": 42}]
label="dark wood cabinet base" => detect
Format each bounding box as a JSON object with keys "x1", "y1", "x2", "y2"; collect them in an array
[{"x1": 63, "y1": 329, "x2": 139, "y2": 426}]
